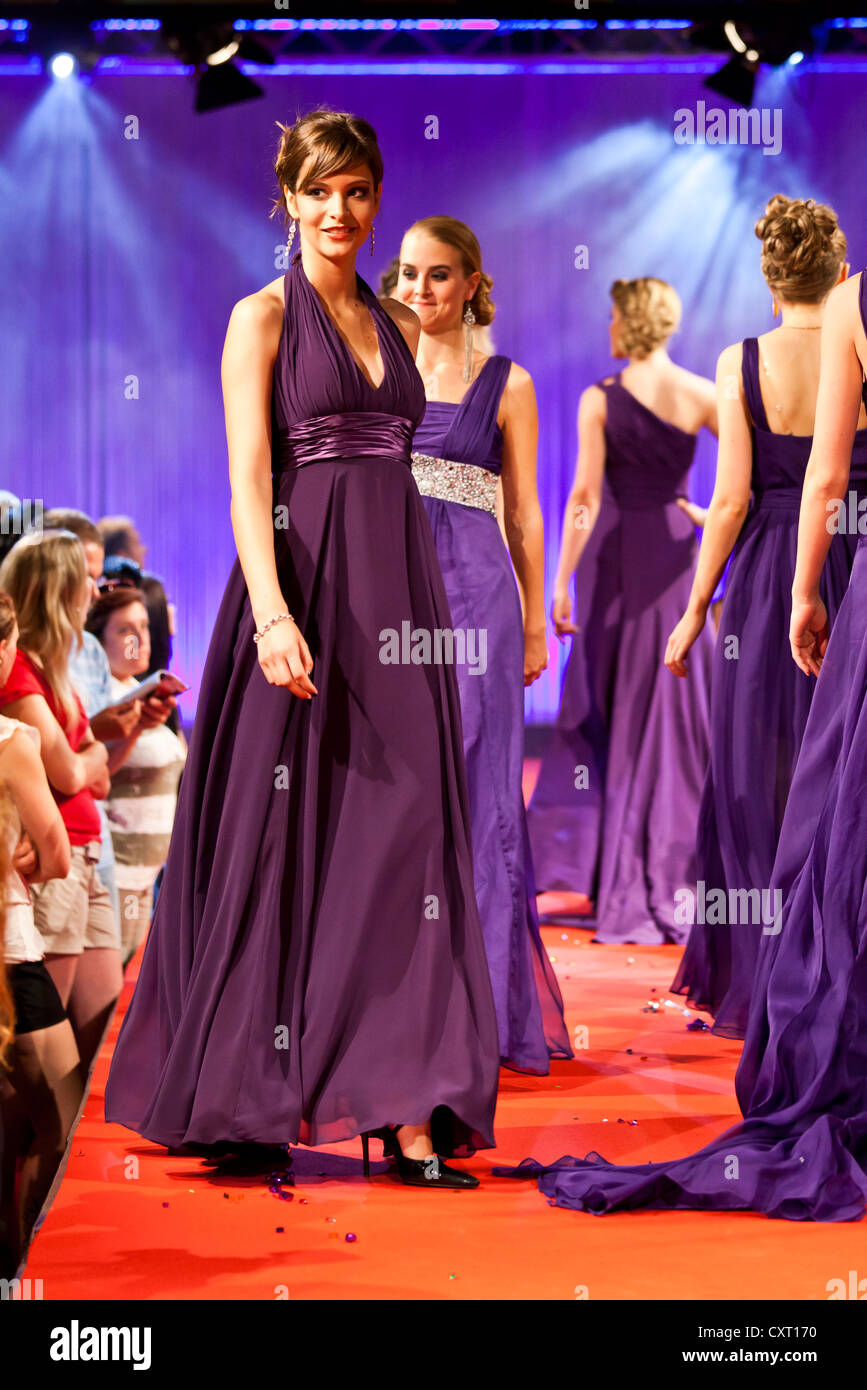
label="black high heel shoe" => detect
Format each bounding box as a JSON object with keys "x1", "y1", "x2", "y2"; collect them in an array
[{"x1": 361, "y1": 1124, "x2": 479, "y2": 1189}]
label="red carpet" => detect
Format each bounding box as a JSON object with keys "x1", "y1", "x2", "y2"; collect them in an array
[
  {"x1": 21, "y1": 761, "x2": 865, "y2": 1299},
  {"x1": 22, "y1": 933, "x2": 863, "y2": 1301}
]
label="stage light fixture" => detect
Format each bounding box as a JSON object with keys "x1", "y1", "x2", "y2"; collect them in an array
[
  {"x1": 161, "y1": 20, "x2": 272, "y2": 112},
  {"x1": 704, "y1": 55, "x2": 756, "y2": 107}
]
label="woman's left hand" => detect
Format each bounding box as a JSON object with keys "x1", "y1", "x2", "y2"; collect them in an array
[{"x1": 790, "y1": 595, "x2": 829, "y2": 676}]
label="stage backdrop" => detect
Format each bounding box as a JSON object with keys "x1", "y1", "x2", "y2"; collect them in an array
[{"x1": 2, "y1": 58, "x2": 864, "y2": 720}]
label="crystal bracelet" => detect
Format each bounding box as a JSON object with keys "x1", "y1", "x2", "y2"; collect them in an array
[{"x1": 253, "y1": 611, "x2": 294, "y2": 645}]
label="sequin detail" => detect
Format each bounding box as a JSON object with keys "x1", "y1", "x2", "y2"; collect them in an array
[{"x1": 410, "y1": 452, "x2": 499, "y2": 515}]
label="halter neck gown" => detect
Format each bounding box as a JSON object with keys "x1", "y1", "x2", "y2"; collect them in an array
[
  {"x1": 411, "y1": 357, "x2": 572, "y2": 1074},
  {"x1": 527, "y1": 372, "x2": 713, "y2": 942},
  {"x1": 673, "y1": 336, "x2": 867, "y2": 1037},
  {"x1": 493, "y1": 273, "x2": 867, "y2": 1220},
  {"x1": 104, "y1": 251, "x2": 501, "y2": 1159}
]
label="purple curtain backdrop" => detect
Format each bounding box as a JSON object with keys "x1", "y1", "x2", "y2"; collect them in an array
[{"x1": 2, "y1": 60, "x2": 864, "y2": 721}]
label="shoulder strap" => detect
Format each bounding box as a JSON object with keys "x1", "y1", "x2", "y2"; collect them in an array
[
  {"x1": 741, "y1": 339, "x2": 770, "y2": 432},
  {"x1": 859, "y1": 273, "x2": 867, "y2": 406}
]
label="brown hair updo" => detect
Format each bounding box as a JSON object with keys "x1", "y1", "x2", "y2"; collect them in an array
[
  {"x1": 610, "y1": 277, "x2": 681, "y2": 358},
  {"x1": 402, "y1": 216, "x2": 495, "y2": 327},
  {"x1": 270, "y1": 107, "x2": 384, "y2": 232},
  {"x1": 754, "y1": 195, "x2": 847, "y2": 305}
]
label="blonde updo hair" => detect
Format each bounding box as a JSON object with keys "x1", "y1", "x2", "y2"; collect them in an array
[
  {"x1": 754, "y1": 194, "x2": 847, "y2": 304},
  {"x1": 269, "y1": 106, "x2": 384, "y2": 233},
  {"x1": 402, "y1": 216, "x2": 496, "y2": 327},
  {"x1": 610, "y1": 277, "x2": 681, "y2": 358}
]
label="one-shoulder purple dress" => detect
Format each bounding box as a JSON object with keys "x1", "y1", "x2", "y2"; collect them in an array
[
  {"x1": 527, "y1": 373, "x2": 713, "y2": 943},
  {"x1": 673, "y1": 338, "x2": 867, "y2": 1037},
  {"x1": 104, "y1": 251, "x2": 501, "y2": 1159},
  {"x1": 410, "y1": 357, "x2": 573, "y2": 1074},
  {"x1": 493, "y1": 273, "x2": 867, "y2": 1220}
]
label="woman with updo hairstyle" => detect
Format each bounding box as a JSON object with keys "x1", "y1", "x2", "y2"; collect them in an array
[
  {"x1": 393, "y1": 215, "x2": 571, "y2": 1075},
  {"x1": 496, "y1": 216, "x2": 867, "y2": 1226},
  {"x1": 526, "y1": 276, "x2": 717, "y2": 944},
  {"x1": 667, "y1": 193, "x2": 867, "y2": 1038},
  {"x1": 105, "y1": 107, "x2": 500, "y2": 1189}
]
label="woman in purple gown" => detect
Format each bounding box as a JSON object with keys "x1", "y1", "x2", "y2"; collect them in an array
[
  {"x1": 670, "y1": 196, "x2": 867, "y2": 1037},
  {"x1": 104, "y1": 108, "x2": 501, "y2": 1190},
  {"x1": 527, "y1": 278, "x2": 717, "y2": 943},
  {"x1": 392, "y1": 216, "x2": 572, "y2": 1074},
  {"x1": 494, "y1": 266, "x2": 867, "y2": 1222}
]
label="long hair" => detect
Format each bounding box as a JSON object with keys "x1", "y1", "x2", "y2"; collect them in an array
[
  {"x1": 0, "y1": 531, "x2": 88, "y2": 729},
  {"x1": 0, "y1": 783, "x2": 16, "y2": 1071}
]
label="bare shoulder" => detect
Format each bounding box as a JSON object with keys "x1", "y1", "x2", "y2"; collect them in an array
[
  {"x1": 825, "y1": 272, "x2": 862, "y2": 330},
  {"x1": 223, "y1": 275, "x2": 285, "y2": 363},
  {"x1": 380, "y1": 296, "x2": 418, "y2": 330},
  {"x1": 673, "y1": 360, "x2": 716, "y2": 402},
  {"x1": 579, "y1": 382, "x2": 607, "y2": 416},
  {"x1": 715, "y1": 342, "x2": 743, "y2": 378},
  {"x1": 380, "y1": 296, "x2": 421, "y2": 351}
]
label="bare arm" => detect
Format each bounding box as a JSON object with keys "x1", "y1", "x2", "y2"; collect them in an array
[
  {"x1": 0, "y1": 729, "x2": 70, "y2": 882},
  {"x1": 550, "y1": 385, "x2": 607, "y2": 639},
  {"x1": 498, "y1": 367, "x2": 548, "y2": 683},
  {"x1": 0, "y1": 693, "x2": 108, "y2": 796},
  {"x1": 791, "y1": 276, "x2": 863, "y2": 674},
  {"x1": 683, "y1": 345, "x2": 753, "y2": 619},
  {"x1": 222, "y1": 292, "x2": 317, "y2": 698}
]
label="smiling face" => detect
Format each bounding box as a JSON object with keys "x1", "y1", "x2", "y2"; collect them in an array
[
  {"x1": 393, "y1": 230, "x2": 480, "y2": 333},
  {"x1": 101, "y1": 600, "x2": 151, "y2": 679},
  {"x1": 285, "y1": 159, "x2": 381, "y2": 262}
]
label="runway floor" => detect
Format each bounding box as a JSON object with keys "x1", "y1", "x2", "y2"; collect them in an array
[{"x1": 20, "y1": 762, "x2": 866, "y2": 1300}]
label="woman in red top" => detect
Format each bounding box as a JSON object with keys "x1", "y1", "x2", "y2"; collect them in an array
[{"x1": 0, "y1": 531, "x2": 121, "y2": 1075}]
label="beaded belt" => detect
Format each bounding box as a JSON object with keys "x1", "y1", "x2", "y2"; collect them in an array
[
  {"x1": 410, "y1": 452, "x2": 499, "y2": 515},
  {"x1": 274, "y1": 412, "x2": 414, "y2": 472}
]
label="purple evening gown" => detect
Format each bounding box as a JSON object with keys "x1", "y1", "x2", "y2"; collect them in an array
[
  {"x1": 673, "y1": 337, "x2": 867, "y2": 1037},
  {"x1": 410, "y1": 356, "x2": 573, "y2": 1074},
  {"x1": 492, "y1": 274, "x2": 867, "y2": 1220},
  {"x1": 104, "y1": 251, "x2": 501, "y2": 1160},
  {"x1": 527, "y1": 373, "x2": 713, "y2": 943}
]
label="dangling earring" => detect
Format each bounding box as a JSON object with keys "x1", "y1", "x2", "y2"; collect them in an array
[
  {"x1": 772, "y1": 296, "x2": 779, "y2": 318},
  {"x1": 370, "y1": 220, "x2": 376, "y2": 257},
  {"x1": 286, "y1": 217, "x2": 297, "y2": 261},
  {"x1": 462, "y1": 300, "x2": 476, "y2": 384}
]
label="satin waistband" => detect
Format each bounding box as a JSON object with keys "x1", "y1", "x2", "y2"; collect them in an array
[
  {"x1": 274, "y1": 412, "x2": 414, "y2": 472},
  {"x1": 752, "y1": 487, "x2": 803, "y2": 512}
]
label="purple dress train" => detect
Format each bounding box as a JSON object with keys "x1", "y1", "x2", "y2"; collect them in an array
[
  {"x1": 492, "y1": 276, "x2": 867, "y2": 1219},
  {"x1": 527, "y1": 374, "x2": 713, "y2": 943},
  {"x1": 104, "y1": 251, "x2": 501, "y2": 1159},
  {"x1": 673, "y1": 338, "x2": 867, "y2": 1037},
  {"x1": 410, "y1": 357, "x2": 573, "y2": 1074}
]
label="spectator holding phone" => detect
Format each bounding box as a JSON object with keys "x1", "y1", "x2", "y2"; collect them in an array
[{"x1": 85, "y1": 588, "x2": 186, "y2": 965}]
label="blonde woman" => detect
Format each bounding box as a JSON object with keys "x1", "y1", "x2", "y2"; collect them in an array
[
  {"x1": 527, "y1": 277, "x2": 717, "y2": 942},
  {"x1": 0, "y1": 532, "x2": 121, "y2": 1076},
  {"x1": 669, "y1": 196, "x2": 867, "y2": 1037},
  {"x1": 396, "y1": 216, "x2": 571, "y2": 1075}
]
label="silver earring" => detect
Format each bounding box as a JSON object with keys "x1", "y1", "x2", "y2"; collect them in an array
[
  {"x1": 286, "y1": 218, "x2": 297, "y2": 261},
  {"x1": 462, "y1": 301, "x2": 476, "y2": 383},
  {"x1": 370, "y1": 221, "x2": 375, "y2": 257}
]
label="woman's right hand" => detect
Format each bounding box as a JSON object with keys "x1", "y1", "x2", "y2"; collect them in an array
[
  {"x1": 551, "y1": 588, "x2": 579, "y2": 642},
  {"x1": 665, "y1": 608, "x2": 707, "y2": 677},
  {"x1": 256, "y1": 618, "x2": 318, "y2": 699}
]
